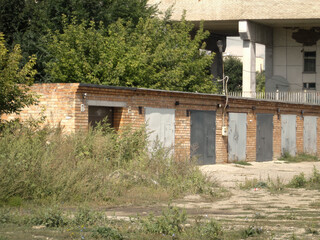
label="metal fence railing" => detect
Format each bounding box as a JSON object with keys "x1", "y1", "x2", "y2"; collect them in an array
[{"x1": 228, "y1": 90, "x2": 320, "y2": 105}]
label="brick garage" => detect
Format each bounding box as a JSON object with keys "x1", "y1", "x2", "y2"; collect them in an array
[{"x1": 4, "y1": 83, "x2": 320, "y2": 164}]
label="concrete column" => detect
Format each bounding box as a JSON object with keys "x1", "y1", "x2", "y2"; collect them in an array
[
  {"x1": 242, "y1": 40, "x2": 256, "y2": 97},
  {"x1": 239, "y1": 20, "x2": 273, "y2": 97},
  {"x1": 265, "y1": 45, "x2": 273, "y2": 92}
]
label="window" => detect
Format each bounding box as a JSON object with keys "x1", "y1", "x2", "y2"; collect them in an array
[
  {"x1": 304, "y1": 51, "x2": 316, "y2": 73},
  {"x1": 303, "y1": 82, "x2": 316, "y2": 90}
]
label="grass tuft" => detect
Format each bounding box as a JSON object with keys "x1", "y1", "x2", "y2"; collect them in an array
[{"x1": 279, "y1": 153, "x2": 319, "y2": 163}]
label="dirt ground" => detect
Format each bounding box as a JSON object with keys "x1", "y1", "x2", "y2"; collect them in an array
[{"x1": 105, "y1": 161, "x2": 320, "y2": 239}]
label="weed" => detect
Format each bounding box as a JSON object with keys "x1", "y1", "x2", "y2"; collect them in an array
[
  {"x1": 92, "y1": 226, "x2": 124, "y2": 240},
  {"x1": 196, "y1": 219, "x2": 223, "y2": 240},
  {"x1": 288, "y1": 173, "x2": 307, "y2": 188},
  {"x1": 0, "y1": 236, "x2": 8, "y2": 240},
  {"x1": 73, "y1": 207, "x2": 103, "y2": 226},
  {"x1": 29, "y1": 207, "x2": 67, "y2": 228},
  {"x1": 279, "y1": 153, "x2": 319, "y2": 163},
  {"x1": 0, "y1": 209, "x2": 10, "y2": 224},
  {"x1": 308, "y1": 167, "x2": 320, "y2": 190},
  {"x1": 267, "y1": 176, "x2": 285, "y2": 193},
  {"x1": 0, "y1": 121, "x2": 216, "y2": 204},
  {"x1": 305, "y1": 227, "x2": 319, "y2": 235},
  {"x1": 289, "y1": 233, "x2": 300, "y2": 240},
  {"x1": 239, "y1": 178, "x2": 262, "y2": 190},
  {"x1": 309, "y1": 200, "x2": 320, "y2": 209},
  {"x1": 241, "y1": 224, "x2": 264, "y2": 238},
  {"x1": 253, "y1": 212, "x2": 266, "y2": 219},
  {"x1": 140, "y1": 205, "x2": 187, "y2": 236},
  {"x1": 7, "y1": 197, "x2": 22, "y2": 207},
  {"x1": 233, "y1": 161, "x2": 252, "y2": 166}
]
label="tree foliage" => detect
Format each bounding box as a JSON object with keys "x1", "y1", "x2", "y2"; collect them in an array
[
  {"x1": 0, "y1": 0, "x2": 157, "y2": 81},
  {"x1": 224, "y1": 56, "x2": 243, "y2": 92},
  {"x1": 256, "y1": 70, "x2": 265, "y2": 92},
  {"x1": 0, "y1": 33, "x2": 37, "y2": 117},
  {"x1": 45, "y1": 17, "x2": 216, "y2": 93}
]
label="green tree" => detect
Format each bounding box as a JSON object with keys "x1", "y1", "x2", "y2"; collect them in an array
[
  {"x1": 256, "y1": 70, "x2": 265, "y2": 92},
  {"x1": 0, "y1": 0, "x2": 157, "y2": 81},
  {"x1": 224, "y1": 56, "x2": 242, "y2": 92},
  {"x1": 0, "y1": 33, "x2": 37, "y2": 117},
  {"x1": 45, "y1": 16, "x2": 216, "y2": 93}
]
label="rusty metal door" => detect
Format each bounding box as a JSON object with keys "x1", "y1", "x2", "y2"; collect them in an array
[
  {"x1": 281, "y1": 115, "x2": 296, "y2": 156},
  {"x1": 304, "y1": 116, "x2": 317, "y2": 155},
  {"x1": 228, "y1": 113, "x2": 247, "y2": 162},
  {"x1": 190, "y1": 110, "x2": 216, "y2": 165},
  {"x1": 145, "y1": 107, "x2": 175, "y2": 150},
  {"x1": 256, "y1": 113, "x2": 273, "y2": 162}
]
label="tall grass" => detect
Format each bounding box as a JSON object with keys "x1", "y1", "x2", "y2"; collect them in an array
[{"x1": 0, "y1": 121, "x2": 214, "y2": 204}]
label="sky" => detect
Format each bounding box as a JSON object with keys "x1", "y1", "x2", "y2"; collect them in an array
[{"x1": 225, "y1": 37, "x2": 265, "y2": 58}]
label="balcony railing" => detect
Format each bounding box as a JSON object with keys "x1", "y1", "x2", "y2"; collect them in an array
[{"x1": 228, "y1": 90, "x2": 320, "y2": 105}]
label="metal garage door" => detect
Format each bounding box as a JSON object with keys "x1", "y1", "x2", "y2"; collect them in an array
[
  {"x1": 228, "y1": 113, "x2": 247, "y2": 162},
  {"x1": 304, "y1": 116, "x2": 317, "y2": 155},
  {"x1": 145, "y1": 107, "x2": 175, "y2": 150},
  {"x1": 190, "y1": 110, "x2": 216, "y2": 165},
  {"x1": 256, "y1": 113, "x2": 273, "y2": 162},
  {"x1": 281, "y1": 115, "x2": 296, "y2": 156}
]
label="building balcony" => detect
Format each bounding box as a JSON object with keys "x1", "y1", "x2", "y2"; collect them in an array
[{"x1": 228, "y1": 90, "x2": 320, "y2": 105}]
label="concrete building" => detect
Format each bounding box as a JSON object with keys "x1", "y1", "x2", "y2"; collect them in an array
[{"x1": 149, "y1": 0, "x2": 320, "y2": 96}]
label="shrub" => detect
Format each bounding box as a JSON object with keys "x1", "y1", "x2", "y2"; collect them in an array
[
  {"x1": 241, "y1": 225, "x2": 263, "y2": 238},
  {"x1": 92, "y1": 226, "x2": 124, "y2": 240},
  {"x1": 196, "y1": 219, "x2": 223, "y2": 240},
  {"x1": 29, "y1": 207, "x2": 67, "y2": 228},
  {"x1": 141, "y1": 205, "x2": 187, "y2": 236},
  {"x1": 73, "y1": 207, "x2": 103, "y2": 226},
  {"x1": 288, "y1": 173, "x2": 307, "y2": 188}
]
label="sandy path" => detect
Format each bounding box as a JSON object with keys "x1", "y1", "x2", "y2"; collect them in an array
[{"x1": 200, "y1": 161, "x2": 320, "y2": 187}]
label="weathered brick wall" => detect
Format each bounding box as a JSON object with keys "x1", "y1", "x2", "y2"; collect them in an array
[
  {"x1": 273, "y1": 114, "x2": 282, "y2": 159},
  {"x1": 2, "y1": 83, "x2": 79, "y2": 132},
  {"x1": 4, "y1": 83, "x2": 320, "y2": 163},
  {"x1": 246, "y1": 112, "x2": 256, "y2": 162},
  {"x1": 296, "y1": 115, "x2": 304, "y2": 154}
]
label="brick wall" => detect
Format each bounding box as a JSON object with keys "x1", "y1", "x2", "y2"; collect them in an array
[
  {"x1": 2, "y1": 83, "x2": 79, "y2": 132},
  {"x1": 4, "y1": 83, "x2": 320, "y2": 163}
]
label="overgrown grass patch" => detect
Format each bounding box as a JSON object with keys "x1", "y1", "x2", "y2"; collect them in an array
[
  {"x1": 287, "y1": 167, "x2": 320, "y2": 190},
  {"x1": 239, "y1": 176, "x2": 285, "y2": 193},
  {"x1": 279, "y1": 152, "x2": 319, "y2": 163},
  {"x1": 233, "y1": 161, "x2": 252, "y2": 166},
  {"x1": 0, "y1": 121, "x2": 218, "y2": 205}
]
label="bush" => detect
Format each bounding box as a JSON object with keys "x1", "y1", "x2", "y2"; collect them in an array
[
  {"x1": 288, "y1": 173, "x2": 307, "y2": 188},
  {"x1": 141, "y1": 205, "x2": 187, "y2": 236},
  {"x1": 196, "y1": 219, "x2": 223, "y2": 240},
  {"x1": 73, "y1": 207, "x2": 103, "y2": 226},
  {"x1": 92, "y1": 226, "x2": 124, "y2": 240},
  {"x1": 29, "y1": 207, "x2": 67, "y2": 228}
]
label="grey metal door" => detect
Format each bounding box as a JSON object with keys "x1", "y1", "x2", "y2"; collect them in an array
[
  {"x1": 145, "y1": 107, "x2": 175, "y2": 150},
  {"x1": 304, "y1": 116, "x2": 317, "y2": 155},
  {"x1": 256, "y1": 114, "x2": 273, "y2": 162},
  {"x1": 281, "y1": 115, "x2": 296, "y2": 156},
  {"x1": 190, "y1": 110, "x2": 216, "y2": 165},
  {"x1": 228, "y1": 113, "x2": 247, "y2": 162}
]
